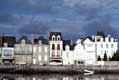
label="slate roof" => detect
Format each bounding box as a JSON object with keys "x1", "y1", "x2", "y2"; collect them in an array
[
  {"x1": 34, "y1": 36, "x2": 49, "y2": 45},
  {"x1": 63, "y1": 40, "x2": 71, "y2": 50},
  {"x1": 0, "y1": 36, "x2": 16, "y2": 47},
  {"x1": 17, "y1": 36, "x2": 31, "y2": 44},
  {"x1": 84, "y1": 36, "x2": 95, "y2": 42},
  {"x1": 70, "y1": 43, "x2": 77, "y2": 50},
  {"x1": 96, "y1": 32, "x2": 106, "y2": 37},
  {"x1": 48, "y1": 32, "x2": 62, "y2": 40}
]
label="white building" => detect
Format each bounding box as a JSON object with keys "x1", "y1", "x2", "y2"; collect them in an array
[
  {"x1": 14, "y1": 36, "x2": 33, "y2": 65},
  {"x1": 33, "y1": 36, "x2": 49, "y2": 65},
  {"x1": 48, "y1": 32, "x2": 63, "y2": 65},
  {"x1": 2, "y1": 47, "x2": 14, "y2": 63},
  {"x1": 63, "y1": 40, "x2": 74, "y2": 65},
  {"x1": 74, "y1": 37, "x2": 96, "y2": 65},
  {"x1": 73, "y1": 32, "x2": 118, "y2": 65},
  {"x1": 74, "y1": 39, "x2": 85, "y2": 65},
  {"x1": 83, "y1": 37, "x2": 96, "y2": 65},
  {"x1": 93, "y1": 32, "x2": 118, "y2": 59}
]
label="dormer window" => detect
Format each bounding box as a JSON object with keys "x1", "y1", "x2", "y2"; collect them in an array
[
  {"x1": 4, "y1": 43, "x2": 8, "y2": 47},
  {"x1": 65, "y1": 45, "x2": 69, "y2": 51},
  {"x1": 100, "y1": 38, "x2": 103, "y2": 42},
  {"x1": 21, "y1": 39, "x2": 25, "y2": 44},
  {"x1": 38, "y1": 40, "x2": 42, "y2": 45},
  {"x1": 52, "y1": 35, "x2": 55, "y2": 41},
  {"x1": 57, "y1": 35, "x2": 61, "y2": 40},
  {"x1": 105, "y1": 37, "x2": 109, "y2": 42},
  {"x1": 111, "y1": 38, "x2": 114, "y2": 42}
]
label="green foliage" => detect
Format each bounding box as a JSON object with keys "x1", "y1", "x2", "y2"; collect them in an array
[
  {"x1": 103, "y1": 53, "x2": 107, "y2": 61},
  {"x1": 97, "y1": 55, "x2": 101, "y2": 61},
  {"x1": 109, "y1": 56, "x2": 112, "y2": 61},
  {"x1": 111, "y1": 50, "x2": 119, "y2": 61}
]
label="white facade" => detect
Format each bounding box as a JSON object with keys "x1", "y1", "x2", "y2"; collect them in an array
[
  {"x1": 63, "y1": 45, "x2": 73, "y2": 65},
  {"x1": 83, "y1": 38, "x2": 96, "y2": 65},
  {"x1": 94, "y1": 35, "x2": 118, "y2": 59},
  {"x1": 49, "y1": 32, "x2": 63, "y2": 65},
  {"x1": 73, "y1": 38, "x2": 96, "y2": 65},
  {"x1": 74, "y1": 39, "x2": 85, "y2": 64},
  {"x1": 2, "y1": 48, "x2": 14, "y2": 60},
  {"x1": 33, "y1": 43, "x2": 49, "y2": 65},
  {"x1": 49, "y1": 41, "x2": 63, "y2": 60}
]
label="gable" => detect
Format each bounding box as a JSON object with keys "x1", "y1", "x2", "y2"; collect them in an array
[{"x1": 84, "y1": 38, "x2": 93, "y2": 44}]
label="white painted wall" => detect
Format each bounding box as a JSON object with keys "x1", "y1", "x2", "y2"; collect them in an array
[
  {"x1": 95, "y1": 36, "x2": 118, "y2": 59},
  {"x1": 63, "y1": 45, "x2": 74, "y2": 65},
  {"x1": 2, "y1": 48, "x2": 14, "y2": 60},
  {"x1": 74, "y1": 43, "x2": 85, "y2": 64},
  {"x1": 83, "y1": 38, "x2": 96, "y2": 65},
  {"x1": 73, "y1": 38, "x2": 96, "y2": 65}
]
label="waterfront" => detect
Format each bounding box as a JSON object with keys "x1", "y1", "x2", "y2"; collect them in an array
[{"x1": 0, "y1": 74, "x2": 119, "y2": 80}]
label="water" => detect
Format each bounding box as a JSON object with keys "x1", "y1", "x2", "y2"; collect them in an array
[{"x1": 0, "y1": 74, "x2": 119, "y2": 80}]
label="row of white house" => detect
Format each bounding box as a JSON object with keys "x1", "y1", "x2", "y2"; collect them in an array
[{"x1": 0, "y1": 32, "x2": 118, "y2": 65}]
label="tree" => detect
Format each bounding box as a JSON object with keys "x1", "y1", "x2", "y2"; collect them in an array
[
  {"x1": 103, "y1": 53, "x2": 107, "y2": 61},
  {"x1": 111, "y1": 50, "x2": 119, "y2": 61},
  {"x1": 116, "y1": 50, "x2": 119, "y2": 61},
  {"x1": 109, "y1": 56, "x2": 112, "y2": 61},
  {"x1": 97, "y1": 55, "x2": 101, "y2": 61},
  {"x1": 112, "y1": 53, "x2": 117, "y2": 61}
]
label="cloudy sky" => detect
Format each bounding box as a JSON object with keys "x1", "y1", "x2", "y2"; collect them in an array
[{"x1": 0, "y1": 0, "x2": 119, "y2": 40}]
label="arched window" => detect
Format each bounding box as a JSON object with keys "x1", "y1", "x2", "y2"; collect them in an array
[
  {"x1": 57, "y1": 44, "x2": 60, "y2": 50},
  {"x1": 65, "y1": 45, "x2": 69, "y2": 51},
  {"x1": 52, "y1": 44, "x2": 55, "y2": 50},
  {"x1": 52, "y1": 35, "x2": 55, "y2": 41},
  {"x1": 111, "y1": 38, "x2": 114, "y2": 42},
  {"x1": 100, "y1": 38, "x2": 103, "y2": 42},
  {"x1": 105, "y1": 37, "x2": 109, "y2": 42},
  {"x1": 57, "y1": 35, "x2": 61, "y2": 40}
]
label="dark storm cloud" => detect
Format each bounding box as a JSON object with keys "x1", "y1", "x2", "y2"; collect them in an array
[
  {"x1": 0, "y1": 25, "x2": 16, "y2": 35},
  {"x1": 0, "y1": 0, "x2": 62, "y2": 14},
  {"x1": 18, "y1": 22, "x2": 49, "y2": 35},
  {"x1": 0, "y1": 0, "x2": 119, "y2": 41},
  {"x1": 0, "y1": 13, "x2": 17, "y2": 25},
  {"x1": 65, "y1": 0, "x2": 118, "y2": 38}
]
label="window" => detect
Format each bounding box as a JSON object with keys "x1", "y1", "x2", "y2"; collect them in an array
[
  {"x1": 52, "y1": 35, "x2": 55, "y2": 40},
  {"x1": 44, "y1": 55, "x2": 47, "y2": 61},
  {"x1": 33, "y1": 46, "x2": 36, "y2": 53},
  {"x1": 52, "y1": 50, "x2": 55, "y2": 57},
  {"x1": 57, "y1": 54, "x2": 60, "y2": 57},
  {"x1": 57, "y1": 44, "x2": 60, "y2": 50},
  {"x1": 53, "y1": 37, "x2": 55, "y2": 40},
  {"x1": 111, "y1": 44, "x2": 114, "y2": 48},
  {"x1": 38, "y1": 55, "x2": 41, "y2": 61},
  {"x1": 4, "y1": 43, "x2": 8, "y2": 47},
  {"x1": 39, "y1": 47, "x2": 42, "y2": 52},
  {"x1": 57, "y1": 35, "x2": 60, "y2": 40},
  {"x1": 52, "y1": 53, "x2": 55, "y2": 57},
  {"x1": 106, "y1": 44, "x2": 108, "y2": 48},
  {"x1": 21, "y1": 39, "x2": 25, "y2": 44},
  {"x1": 101, "y1": 44, "x2": 103, "y2": 48},
  {"x1": 100, "y1": 38, "x2": 103, "y2": 41},
  {"x1": 52, "y1": 44, "x2": 55, "y2": 50},
  {"x1": 101, "y1": 50, "x2": 103, "y2": 55},
  {"x1": 45, "y1": 47, "x2": 47, "y2": 53},
  {"x1": 105, "y1": 37, "x2": 109, "y2": 42}
]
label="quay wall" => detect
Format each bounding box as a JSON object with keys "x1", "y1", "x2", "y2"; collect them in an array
[{"x1": 0, "y1": 64, "x2": 119, "y2": 74}]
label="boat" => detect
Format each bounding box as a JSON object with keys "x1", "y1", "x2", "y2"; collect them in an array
[{"x1": 84, "y1": 69, "x2": 94, "y2": 75}]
